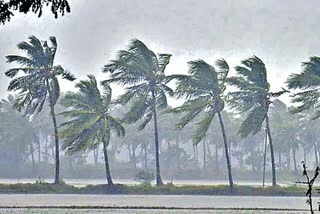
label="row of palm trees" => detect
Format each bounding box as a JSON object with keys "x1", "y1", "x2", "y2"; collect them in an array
[{"x1": 4, "y1": 35, "x2": 320, "y2": 190}]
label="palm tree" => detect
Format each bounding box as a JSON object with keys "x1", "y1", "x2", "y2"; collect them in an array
[
  {"x1": 287, "y1": 56, "x2": 320, "y2": 118},
  {"x1": 59, "y1": 75, "x2": 125, "y2": 186},
  {"x1": 227, "y1": 56, "x2": 287, "y2": 187},
  {"x1": 103, "y1": 39, "x2": 173, "y2": 185},
  {"x1": 5, "y1": 35, "x2": 75, "y2": 184},
  {"x1": 171, "y1": 59, "x2": 234, "y2": 189},
  {"x1": 0, "y1": 95, "x2": 38, "y2": 167}
]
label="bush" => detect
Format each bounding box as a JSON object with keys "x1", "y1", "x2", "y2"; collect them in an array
[{"x1": 134, "y1": 170, "x2": 154, "y2": 185}]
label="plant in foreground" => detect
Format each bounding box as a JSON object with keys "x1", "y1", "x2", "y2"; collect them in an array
[{"x1": 296, "y1": 161, "x2": 319, "y2": 214}]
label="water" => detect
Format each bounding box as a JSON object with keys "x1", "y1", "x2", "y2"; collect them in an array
[
  {"x1": 0, "y1": 178, "x2": 295, "y2": 187},
  {"x1": 0, "y1": 194, "x2": 315, "y2": 213},
  {"x1": 0, "y1": 179, "x2": 314, "y2": 213}
]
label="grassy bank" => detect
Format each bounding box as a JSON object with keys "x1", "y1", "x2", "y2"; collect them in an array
[{"x1": 0, "y1": 182, "x2": 309, "y2": 196}]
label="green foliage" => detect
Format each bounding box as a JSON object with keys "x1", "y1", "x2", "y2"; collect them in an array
[
  {"x1": 134, "y1": 170, "x2": 155, "y2": 185},
  {"x1": 0, "y1": 95, "x2": 37, "y2": 165},
  {"x1": 172, "y1": 59, "x2": 229, "y2": 144},
  {"x1": 228, "y1": 56, "x2": 287, "y2": 137},
  {"x1": 59, "y1": 75, "x2": 125, "y2": 154},
  {"x1": 5, "y1": 35, "x2": 75, "y2": 116},
  {"x1": 103, "y1": 39, "x2": 174, "y2": 129},
  {"x1": 287, "y1": 56, "x2": 320, "y2": 119},
  {"x1": 0, "y1": 0, "x2": 71, "y2": 25}
]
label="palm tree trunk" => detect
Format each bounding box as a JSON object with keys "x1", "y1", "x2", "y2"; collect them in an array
[
  {"x1": 215, "y1": 143, "x2": 219, "y2": 175},
  {"x1": 262, "y1": 128, "x2": 267, "y2": 188},
  {"x1": 314, "y1": 143, "x2": 319, "y2": 166},
  {"x1": 151, "y1": 90, "x2": 163, "y2": 186},
  {"x1": 292, "y1": 147, "x2": 297, "y2": 173},
  {"x1": 278, "y1": 152, "x2": 282, "y2": 168},
  {"x1": 102, "y1": 139, "x2": 113, "y2": 186},
  {"x1": 132, "y1": 144, "x2": 137, "y2": 169},
  {"x1": 93, "y1": 147, "x2": 99, "y2": 168},
  {"x1": 30, "y1": 143, "x2": 35, "y2": 167},
  {"x1": 203, "y1": 140, "x2": 207, "y2": 169},
  {"x1": 45, "y1": 79, "x2": 60, "y2": 184},
  {"x1": 37, "y1": 132, "x2": 41, "y2": 163},
  {"x1": 265, "y1": 115, "x2": 276, "y2": 187},
  {"x1": 286, "y1": 151, "x2": 291, "y2": 169},
  {"x1": 128, "y1": 145, "x2": 132, "y2": 165},
  {"x1": 217, "y1": 111, "x2": 233, "y2": 190},
  {"x1": 144, "y1": 145, "x2": 148, "y2": 169},
  {"x1": 44, "y1": 136, "x2": 48, "y2": 163},
  {"x1": 176, "y1": 136, "x2": 181, "y2": 170}
]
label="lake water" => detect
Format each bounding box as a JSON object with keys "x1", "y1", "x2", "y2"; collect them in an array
[
  {"x1": 0, "y1": 194, "x2": 316, "y2": 213},
  {"x1": 0, "y1": 178, "x2": 296, "y2": 187}
]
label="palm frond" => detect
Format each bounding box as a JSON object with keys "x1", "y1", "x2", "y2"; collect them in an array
[{"x1": 193, "y1": 111, "x2": 215, "y2": 144}]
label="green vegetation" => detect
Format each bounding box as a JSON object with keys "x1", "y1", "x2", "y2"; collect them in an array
[
  {"x1": 5, "y1": 35, "x2": 75, "y2": 184},
  {"x1": 228, "y1": 56, "x2": 288, "y2": 187},
  {"x1": 171, "y1": 59, "x2": 234, "y2": 189},
  {"x1": 2, "y1": 36, "x2": 320, "y2": 195},
  {"x1": 59, "y1": 75, "x2": 125, "y2": 187},
  {"x1": 103, "y1": 39, "x2": 174, "y2": 186},
  {"x1": 0, "y1": 182, "x2": 309, "y2": 196}
]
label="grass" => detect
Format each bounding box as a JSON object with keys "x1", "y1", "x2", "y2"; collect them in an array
[{"x1": 0, "y1": 181, "x2": 309, "y2": 196}]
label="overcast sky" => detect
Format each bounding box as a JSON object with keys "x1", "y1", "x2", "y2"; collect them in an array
[{"x1": 1, "y1": 0, "x2": 320, "y2": 104}]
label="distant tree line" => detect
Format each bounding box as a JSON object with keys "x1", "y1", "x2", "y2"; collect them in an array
[{"x1": 1, "y1": 35, "x2": 320, "y2": 190}]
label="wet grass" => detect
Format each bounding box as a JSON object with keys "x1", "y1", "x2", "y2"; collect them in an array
[{"x1": 0, "y1": 182, "x2": 309, "y2": 196}]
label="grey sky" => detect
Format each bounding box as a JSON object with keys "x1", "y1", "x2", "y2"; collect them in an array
[{"x1": 1, "y1": 0, "x2": 320, "y2": 104}]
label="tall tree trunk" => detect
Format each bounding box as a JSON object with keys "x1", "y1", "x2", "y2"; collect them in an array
[
  {"x1": 203, "y1": 140, "x2": 207, "y2": 169},
  {"x1": 128, "y1": 145, "x2": 132, "y2": 165},
  {"x1": 206, "y1": 141, "x2": 213, "y2": 162},
  {"x1": 292, "y1": 147, "x2": 297, "y2": 173},
  {"x1": 144, "y1": 145, "x2": 148, "y2": 169},
  {"x1": 44, "y1": 136, "x2": 48, "y2": 163},
  {"x1": 132, "y1": 144, "x2": 137, "y2": 169},
  {"x1": 217, "y1": 111, "x2": 233, "y2": 190},
  {"x1": 215, "y1": 143, "x2": 219, "y2": 175},
  {"x1": 195, "y1": 144, "x2": 199, "y2": 167},
  {"x1": 46, "y1": 79, "x2": 60, "y2": 184},
  {"x1": 193, "y1": 145, "x2": 197, "y2": 166},
  {"x1": 278, "y1": 152, "x2": 282, "y2": 168},
  {"x1": 151, "y1": 90, "x2": 163, "y2": 186},
  {"x1": 262, "y1": 128, "x2": 267, "y2": 188},
  {"x1": 102, "y1": 137, "x2": 113, "y2": 186},
  {"x1": 265, "y1": 115, "x2": 276, "y2": 187},
  {"x1": 93, "y1": 147, "x2": 99, "y2": 168},
  {"x1": 304, "y1": 147, "x2": 307, "y2": 164},
  {"x1": 37, "y1": 132, "x2": 41, "y2": 163},
  {"x1": 30, "y1": 143, "x2": 35, "y2": 167},
  {"x1": 293, "y1": 148, "x2": 297, "y2": 172},
  {"x1": 176, "y1": 136, "x2": 181, "y2": 170},
  {"x1": 287, "y1": 152, "x2": 291, "y2": 169},
  {"x1": 315, "y1": 143, "x2": 319, "y2": 166}
]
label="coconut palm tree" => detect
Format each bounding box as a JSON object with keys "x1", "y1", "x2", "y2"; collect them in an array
[
  {"x1": 59, "y1": 75, "x2": 125, "y2": 186},
  {"x1": 227, "y1": 56, "x2": 287, "y2": 187},
  {"x1": 103, "y1": 39, "x2": 173, "y2": 185},
  {"x1": 171, "y1": 59, "x2": 234, "y2": 189},
  {"x1": 5, "y1": 35, "x2": 75, "y2": 184},
  {"x1": 0, "y1": 95, "x2": 38, "y2": 167},
  {"x1": 287, "y1": 56, "x2": 320, "y2": 118}
]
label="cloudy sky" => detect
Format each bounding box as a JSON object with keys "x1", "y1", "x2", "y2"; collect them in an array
[{"x1": 1, "y1": 0, "x2": 320, "y2": 104}]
